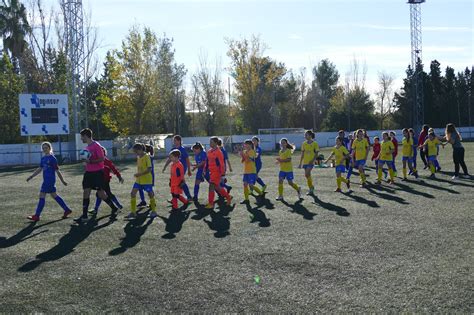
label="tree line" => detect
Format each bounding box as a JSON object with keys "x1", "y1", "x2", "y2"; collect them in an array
[{"x1": 0, "y1": 0, "x2": 472, "y2": 144}]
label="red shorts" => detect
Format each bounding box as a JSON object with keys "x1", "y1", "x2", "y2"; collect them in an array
[
  {"x1": 171, "y1": 185, "x2": 183, "y2": 195},
  {"x1": 209, "y1": 172, "x2": 221, "y2": 186}
]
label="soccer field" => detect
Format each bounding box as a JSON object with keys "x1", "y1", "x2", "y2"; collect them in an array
[{"x1": 1, "y1": 144, "x2": 473, "y2": 312}]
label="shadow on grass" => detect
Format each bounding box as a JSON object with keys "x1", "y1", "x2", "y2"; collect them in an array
[
  {"x1": 430, "y1": 176, "x2": 474, "y2": 188},
  {"x1": 254, "y1": 194, "x2": 276, "y2": 210},
  {"x1": 393, "y1": 181, "x2": 435, "y2": 199},
  {"x1": 0, "y1": 219, "x2": 64, "y2": 248},
  {"x1": 159, "y1": 208, "x2": 190, "y2": 239},
  {"x1": 18, "y1": 214, "x2": 117, "y2": 272},
  {"x1": 410, "y1": 179, "x2": 461, "y2": 194},
  {"x1": 343, "y1": 191, "x2": 380, "y2": 208},
  {"x1": 203, "y1": 208, "x2": 233, "y2": 238},
  {"x1": 245, "y1": 203, "x2": 271, "y2": 227},
  {"x1": 0, "y1": 166, "x2": 35, "y2": 177},
  {"x1": 366, "y1": 186, "x2": 410, "y2": 205},
  {"x1": 280, "y1": 199, "x2": 317, "y2": 220},
  {"x1": 109, "y1": 210, "x2": 154, "y2": 255},
  {"x1": 311, "y1": 196, "x2": 350, "y2": 217}
]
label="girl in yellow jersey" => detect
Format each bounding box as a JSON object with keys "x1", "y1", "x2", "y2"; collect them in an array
[
  {"x1": 324, "y1": 136, "x2": 351, "y2": 192},
  {"x1": 376, "y1": 132, "x2": 396, "y2": 184},
  {"x1": 423, "y1": 131, "x2": 446, "y2": 179},
  {"x1": 298, "y1": 130, "x2": 319, "y2": 195},
  {"x1": 401, "y1": 128, "x2": 419, "y2": 180},
  {"x1": 240, "y1": 139, "x2": 263, "y2": 204},
  {"x1": 276, "y1": 138, "x2": 302, "y2": 201},
  {"x1": 351, "y1": 129, "x2": 370, "y2": 187}
]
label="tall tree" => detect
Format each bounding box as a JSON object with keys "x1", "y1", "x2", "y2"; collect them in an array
[{"x1": 375, "y1": 72, "x2": 395, "y2": 130}]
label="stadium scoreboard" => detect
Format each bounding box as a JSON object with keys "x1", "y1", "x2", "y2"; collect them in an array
[{"x1": 19, "y1": 94, "x2": 69, "y2": 136}]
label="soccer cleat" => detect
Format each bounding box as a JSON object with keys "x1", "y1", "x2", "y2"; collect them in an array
[
  {"x1": 137, "y1": 201, "x2": 147, "y2": 208},
  {"x1": 27, "y1": 215, "x2": 40, "y2": 222},
  {"x1": 334, "y1": 188, "x2": 342, "y2": 192},
  {"x1": 402, "y1": 178, "x2": 408, "y2": 182},
  {"x1": 347, "y1": 180, "x2": 352, "y2": 190},
  {"x1": 451, "y1": 175, "x2": 459, "y2": 180},
  {"x1": 436, "y1": 166, "x2": 441, "y2": 172},
  {"x1": 148, "y1": 211, "x2": 158, "y2": 219},
  {"x1": 73, "y1": 216, "x2": 89, "y2": 224},
  {"x1": 117, "y1": 204, "x2": 124, "y2": 210},
  {"x1": 205, "y1": 203, "x2": 214, "y2": 209},
  {"x1": 124, "y1": 213, "x2": 136, "y2": 220},
  {"x1": 297, "y1": 188, "x2": 302, "y2": 200},
  {"x1": 88, "y1": 209, "x2": 98, "y2": 215},
  {"x1": 275, "y1": 196, "x2": 284, "y2": 201},
  {"x1": 62, "y1": 210, "x2": 72, "y2": 219},
  {"x1": 240, "y1": 199, "x2": 250, "y2": 205},
  {"x1": 375, "y1": 180, "x2": 382, "y2": 185}
]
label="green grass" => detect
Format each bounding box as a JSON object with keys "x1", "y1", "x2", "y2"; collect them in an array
[{"x1": 1, "y1": 144, "x2": 473, "y2": 312}]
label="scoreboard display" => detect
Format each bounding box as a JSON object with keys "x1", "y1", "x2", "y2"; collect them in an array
[{"x1": 19, "y1": 94, "x2": 69, "y2": 136}]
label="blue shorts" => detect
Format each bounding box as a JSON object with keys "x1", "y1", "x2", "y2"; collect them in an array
[
  {"x1": 243, "y1": 174, "x2": 257, "y2": 185},
  {"x1": 378, "y1": 160, "x2": 393, "y2": 166},
  {"x1": 133, "y1": 183, "x2": 154, "y2": 193},
  {"x1": 196, "y1": 169, "x2": 210, "y2": 182},
  {"x1": 303, "y1": 164, "x2": 314, "y2": 170},
  {"x1": 279, "y1": 171, "x2": 294, "y2": 181},
  {"x1": 402, "y1": 156, "x2": 414, "y2": 163},
  {"x1": 40, "y1": 181, "x2": 56, "y2": 193},
  {"x1": 354, "y1": 160, "x2": 366, "y2": 168},
  {"x1": 335, "y1": 165, "x2": 346, "y2": 173},
  {"x1": 428, "y1": 155, "x2": 437, "y2": 162}
]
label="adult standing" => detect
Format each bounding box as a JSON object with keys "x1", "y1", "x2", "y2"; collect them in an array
[
  {"x1": 444, "y1": 123, "x2": 469, "y2": 179},
  {"x1": 418, "y1": 124, "x2": 430, "y2": 169}
]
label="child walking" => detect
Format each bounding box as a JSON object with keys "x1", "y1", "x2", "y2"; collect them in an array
[
  {"x1": 275, "y1": 138, "x2": 302, "y2": 201},
  {"x1": 169, "y1": 149, "x2": 189, "y2": 210},
  {"x1": 324, "y1": 137, "x2": 351, "y2": 192}
]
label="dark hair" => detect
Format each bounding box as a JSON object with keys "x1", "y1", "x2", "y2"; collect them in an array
[
  {"x1": 170, "y1": 149, "x2": 181, "y2": 158},
  {"x1": 252, "y1": 136, "x2": 260, "y2": 143},
  {"x1": 144, "y1": 144, "x2": 154, "y2": 156},
  {"x1": 210, "y1": 136, "x2": 219, "y2": 144},
  {"x1": 133, "y1": 143, "x2": 146, "y2": 151},
  {"x1": 428, "y1": 131, "x2": 435, "y2": 137},
  {"x1": 192, "y1": 142, "x2": 204, "y2": 151},
  {"x1": 402, "y1": 128, "x2": 410, "y2": 142},
  {"x1": 408, "y1": 128, "x2": 415, "y2": 135},
  {"x1": 422, "y1": 124, "x2": 429, "y2": 133},
  {"x1": 382, "y1": 132, "x2": 391, "y2": 140},
  {"x1": 280, "y1": 138, "x2": 294, "y2": 151},
  {"x1": 336, "y1": 136, "x2": 343, "y2": 143},
  {"x1": 305, "y1": 130, "x2": 315, "y2": 139},
  {"x1": 173, "y1": 135, "x2": 182, "y2": 144},
  {"x1": 244, "y1": 139, "x2": 254, "y2": 148},
  {"x1": 338, "y1": 130, "x2": 345, "y2": 134},
  {"x1": 445, "y1": 123, "x2": 461, "y2": 141},
  {"x1": 216, "y1": 138, "x2": 223, "y2": 146},
  {"x1": 80, "y1": 128, "x2": 92, "y2": 139},
  {"x1": 374, "y1": 136, "x2": 380, "y2": 140}
]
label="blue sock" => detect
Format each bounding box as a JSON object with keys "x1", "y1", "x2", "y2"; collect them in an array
[
  {"x1": 54, "y1": 195, "x2": 70, "y2": 211},
  {"x1": 35, "y1": 198, "x2": 46, "y2": 217},
  {"x1": 94, "y1": 196, "x2": 102, "y2": 210},
  {"x1": 434, "y1": 159, "x2": 440, "y2": 169},
  {"x1": 139, "y1": 189, "x2": 145, "y2": 203},
  {"x1": 256, "y1": 177, "x2": 266, "y2": 187},
  {"x1": 111, "y1": 195, "x2": 122, "y2": 208},
  {"x1": 182, "y1": 183, "x2": 192, "y2": 199},
  {"x1": 392, "y1": 161, "x2": 397, "y2": 172},
  {"x1": 194, "y1": 184, "x2": 200, "y2": 198},
  {"x1": 346, "y1": 166, "x2": 353, "y2": 179}
]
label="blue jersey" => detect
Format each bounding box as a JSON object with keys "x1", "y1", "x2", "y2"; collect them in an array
[
  {"x1": 221, "y1": 147, "x2": 229, "y2": 171},
  {"x1": 194, "y1": 151, "x2": 207, "y2": 169},
  {"x1": 171, "y1": 145, "x2": 189, "y2": 171},
  {"x1": 255, "y1": 145, "x2": 262, "y2": 169},
  {"x1": 41, "y1": 155, "x2": 58, "y2": 184}
]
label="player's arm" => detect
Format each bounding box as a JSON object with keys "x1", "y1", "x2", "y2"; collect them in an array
[
  {"x1": 27, "y1": 167, "x2": 42, "y2": 181},
  {"x1": 226, "y1": 157, "x2": 233, "y2": 172},
  {"x1": 186, "y1": 157, "x2": 192, "y2": 176},
  {"x1": 298, "y1": 147, "x2": 304, "y2": 168},
  {"x1": 162, "y1": 158, "x2": 171, "y2": 173},
  {"x1": 109, "y1": 162, "x2": 124, "y2": 183},
  {"x1": 323, "y1": 152, "x2": 335, "y2": 164},
  {"x1": 135, "y1": 167, "x2": 151, "y2": 178},
  {"x1": 55, "y1": 169, "x2": 68, "y2": 186}
]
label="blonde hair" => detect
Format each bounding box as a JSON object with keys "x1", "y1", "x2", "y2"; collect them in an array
[{"x1": 41, "y1": 141, "x2": 53, "y2": 154}]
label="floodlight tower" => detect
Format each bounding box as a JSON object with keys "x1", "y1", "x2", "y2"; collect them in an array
[
  {"x1": 408, "y1": 0, "x2": 425, "y2": 132},
  {"x1": 62, "y1": 0, "x2": 85, "y2": 134}
]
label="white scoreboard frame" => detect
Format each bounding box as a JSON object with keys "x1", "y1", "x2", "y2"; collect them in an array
[{"x1": 19, "y1": 94, "x2": 70, "y2": 136}]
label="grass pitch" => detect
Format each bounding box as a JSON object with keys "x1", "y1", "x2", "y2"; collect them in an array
[{"x1": 1, "y1": 144, "x2": 473, "y2": 312}]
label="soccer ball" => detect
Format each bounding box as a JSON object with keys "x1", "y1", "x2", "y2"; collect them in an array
[{"x1": 79, "y1": 149, "x2": 91, "y2": 160}]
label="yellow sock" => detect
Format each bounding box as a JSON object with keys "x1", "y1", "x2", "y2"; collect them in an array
[
  {"x1": 289, "y1": 182, "x2": 299, "y2": 191},
  {"x1": 360, "y1": 173, "x2": 366, "y2": 183},
  {"x1": 403, "y1": 167, "x2": 407, "y2": 178},
  {"x1": 378, "y1": 168, "x2": 383, "y2": 181},
  {"x1": 244, "y1": 186, "x2": 249, "y2": 200},
  {"x1": 430, "y1": 164, "x2": 435, "y2": 174},
  {"x1": 307, "y1": 177, "x2": 313, "y2": 189},
  {"x1": 336, "y1": 177, "x2": 342, "y2": 189},
  {"x1": 278, "y1": 183, "x2": 283, "y2": 196},
  {"x1": 149, "y1": 197, "x2": 156, "y2": 211},
  {"x1": 340, "y1": 177, "x2": 348, "y2": 184},
  {"x1": 131, "y1": 197, "x2": 137, "y2": 213},
  {"x1": 253, "y1": 186, "x2": 263, "y2": 195},
  {"x1": 389, "y1": 169, "x2": 395, "y2": 180}
]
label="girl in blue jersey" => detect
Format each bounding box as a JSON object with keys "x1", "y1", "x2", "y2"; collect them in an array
[
  {"x1": 252, "y1": 136, "x2": 267, "y2": 192},
  {"x1": 191, "y1": 142, "x2": 210, "y2": 203},
  {"x1": 26, "y1": 142, "x2": 72, "y2": 221}
]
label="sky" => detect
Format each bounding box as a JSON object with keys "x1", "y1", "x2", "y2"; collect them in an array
[{"x1": 48, "y1": 0, "x2": 474, "y2": 94}]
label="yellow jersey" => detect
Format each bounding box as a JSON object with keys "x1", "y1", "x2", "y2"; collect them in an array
[
  {"x1": 136, "y1": 154, "x2": 153, "y2": 185},
  {"x1": 242, "y1": 149, "x2": 257, "y2": 174},
  {"x1": 352, "y1": 138, "x2": 369, "y2": 161},
  {"x1": 279, "y1": 149, "x2": 293, "y2": 172},
  {"x1": 301, "y1": 140, "x2": 319, "y2": 164},
  {"x1": 424, "y1": 138, "x2": 440, "y2": 156},
  {"x1": 380, "y1": 140, "x2": 395, "y2": 161},
  {"x1": 332, "y1": 145, "x2": 349, "y2": 166},
  {"x1": 402, "y1": 137, "x2": 414, "y2": 157}
]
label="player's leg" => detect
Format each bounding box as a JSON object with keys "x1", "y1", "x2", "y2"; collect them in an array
[
  {"x1": 50, "y1": 191, "x2": 72, "y2": 217},
  {"x1": 28, "y1": 191, "x2": 47, "y2": 221}
]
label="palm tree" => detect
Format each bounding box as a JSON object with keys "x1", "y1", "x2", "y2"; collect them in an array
[{"x1": 0, "y1": 0, "x2": 30, "y2": 72}]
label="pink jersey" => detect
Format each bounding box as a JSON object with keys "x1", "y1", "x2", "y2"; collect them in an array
[{"x1": 85, "y1": 141, "x2": 104, "y2": 172}]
